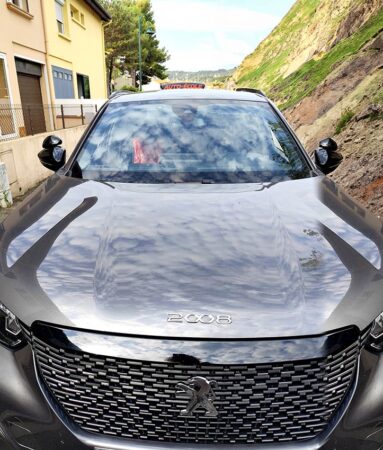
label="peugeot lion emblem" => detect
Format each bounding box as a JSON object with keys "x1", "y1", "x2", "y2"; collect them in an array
[{"x1": 176, "y1": 376, "x2": 218, "y2": 417}]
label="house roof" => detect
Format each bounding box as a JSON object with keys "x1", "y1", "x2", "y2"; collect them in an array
[{"x1": 83, "y1": 0, "x2": 111, "y2": 21}]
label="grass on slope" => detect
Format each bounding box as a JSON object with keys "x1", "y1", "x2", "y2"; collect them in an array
[
  {"x1": 236, "y1": 0, "x2": 320, "y2": 86},
  {"x1": 272, "y1": 9, "x2": 383, "y2": 110},
  {"x1": 237, "y1": 7, "x2": 383, "y2": 111},
  {"x1": 335, "y1": 108, "x2": 355, "y2": 134}
]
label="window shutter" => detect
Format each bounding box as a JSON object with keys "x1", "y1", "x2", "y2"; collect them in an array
[{"x1": 55, "y1": 1, "x2": 64, "y2": 22}]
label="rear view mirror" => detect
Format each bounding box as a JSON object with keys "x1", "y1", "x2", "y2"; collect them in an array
[
  {"x1": 38, "y1": 135, "x2": 66, "y2": 172},
  {"x1": 42, "y1": 135, "x2": 62, "y2": 149},
  {"x1": 314, "y1": 138, "x2": 343, "y2": 175}
]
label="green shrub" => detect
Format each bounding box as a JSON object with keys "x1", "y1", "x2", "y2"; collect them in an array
[
  {"x1": 335, "y1": 108, "x2": 354, "y2": 134},
  {"x1": 120, "y1": 85, "x2": 139, "y2": 92},
  {"x1": 372, "y1": 90, "x2": 383, "y2": 105}
]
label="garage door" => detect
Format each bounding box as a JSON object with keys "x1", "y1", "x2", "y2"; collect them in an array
[{"x1": 17, "y1": 72, "x2": 46, "y2": 135}]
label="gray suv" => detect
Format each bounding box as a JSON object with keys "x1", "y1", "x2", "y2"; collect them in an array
[{"x1": 0, "y1": 88, "x2": 383, "y2": 449}]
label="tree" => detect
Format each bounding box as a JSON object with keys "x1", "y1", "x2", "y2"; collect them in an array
[
  {"x1": 100, "y1": 0, "x2": 169, "y2": 92},
  {"x1": 100, "y1": 0, "x2": 132, "y2": 92},
  {"x1": 136, "y1": 0, "x2": 168, "y2": 85}
]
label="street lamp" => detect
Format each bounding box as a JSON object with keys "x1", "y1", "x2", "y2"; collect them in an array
[{"x1": 138, "y1": 15, "x2": 155, "y2": 91}]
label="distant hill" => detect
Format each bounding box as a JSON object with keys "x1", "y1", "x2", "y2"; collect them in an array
[{"x1": 167, "y1": 69, "x2": 235, "y2": 84}]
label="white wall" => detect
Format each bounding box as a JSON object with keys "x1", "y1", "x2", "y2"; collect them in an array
[
  {"x1": 0, "y1": 162, "x2": 12, "y2": 207},
  {"x1": 0, "y1": 125, "x2": 87, "y2": 199}
]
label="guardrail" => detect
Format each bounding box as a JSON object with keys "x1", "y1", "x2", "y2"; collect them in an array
[{"x1": 0, "y1": 103, "x2": 98, "y2": 142}]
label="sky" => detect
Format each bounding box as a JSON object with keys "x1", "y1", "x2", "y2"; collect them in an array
[{"x1": 151, "y1": 0, "x2": 296, "y2": 72}]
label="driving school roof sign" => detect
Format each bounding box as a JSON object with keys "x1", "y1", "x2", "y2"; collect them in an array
[{"x1": 160, "y1": 82, "x2": 206, "y2": 90}]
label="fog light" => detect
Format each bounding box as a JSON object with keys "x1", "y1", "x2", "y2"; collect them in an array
[
  {"x1": 367, "y1": 313, "x2": 383, "y2": 352},
  {"x1": 0, "y1": 303, "x2": 25, "y2": 349}
]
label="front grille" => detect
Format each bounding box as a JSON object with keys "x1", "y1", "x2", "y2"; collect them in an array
[
  {"x1": 32, "y1": 329, "x2": 364, "y2": 445},
  {"x1": 19, "y1": 321, "x2": 32, "y2": 345}
]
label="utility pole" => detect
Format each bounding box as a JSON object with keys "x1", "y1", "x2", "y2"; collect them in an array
[
  {"x1": 138, "y1": 15, "x2": 143, "y2": 91},
  {"x1": 138, "y1": 16, "x2": 154, "y2": 91}
]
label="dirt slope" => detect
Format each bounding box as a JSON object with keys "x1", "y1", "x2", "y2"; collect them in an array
[
  {"x1": 232, "y1": 0, "x2": 383, "y2": 216},
  {"x1": 284, "y1": 31, "x2": 383, "y2": 216}
]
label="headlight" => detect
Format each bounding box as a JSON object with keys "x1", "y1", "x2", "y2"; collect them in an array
[
  {"x1": 0, "y1": 303, "x2": 25, "y2": 349},
  {"x1": 367, "y1": 312, "x2": 383, "y2": 352}
]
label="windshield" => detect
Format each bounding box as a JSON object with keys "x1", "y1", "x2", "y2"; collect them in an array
[{"x1": 74, "y1": 99, "x2": 311, "y2": 183}]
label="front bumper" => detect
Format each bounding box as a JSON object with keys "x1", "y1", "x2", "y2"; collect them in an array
[{"x1": 1, "y1": 342, "x2": 383, "y2": 450}]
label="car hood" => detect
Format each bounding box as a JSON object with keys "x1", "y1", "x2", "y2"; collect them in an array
[{"x1": 1, "y1": 175, "x2": 383, "y2": 339}]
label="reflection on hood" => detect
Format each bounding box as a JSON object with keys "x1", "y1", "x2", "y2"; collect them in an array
[{"x1": 0, "y1": 175, "x2": 382, "y2": 339}]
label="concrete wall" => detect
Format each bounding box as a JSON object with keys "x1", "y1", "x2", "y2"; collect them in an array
[
  {"x1": 0, "y1": 162, "x2": 12, "y2": 208},
  {"x1": 0, "y1": 125, "x2": 87, "y2": 198}
]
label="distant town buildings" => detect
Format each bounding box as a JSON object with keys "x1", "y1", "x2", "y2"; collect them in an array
[{"x1": 0, "y1": 0, "x2": 110, "y2": 139}]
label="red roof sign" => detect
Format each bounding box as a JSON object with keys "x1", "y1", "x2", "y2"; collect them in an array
[{"x1": 160, "y1": 82, "x2": 205, "y2": 90}]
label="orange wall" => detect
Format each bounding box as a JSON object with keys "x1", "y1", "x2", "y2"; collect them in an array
[{"x1": 0, "y1": 1, "x2": 49, "y2": 105}]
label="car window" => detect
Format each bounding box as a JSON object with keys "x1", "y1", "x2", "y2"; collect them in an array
[{"x1": 74, "y1": 99, "x2": 311, "y2": 183}]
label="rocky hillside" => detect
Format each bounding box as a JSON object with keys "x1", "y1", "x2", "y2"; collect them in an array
[{"x1": 232, "y1": 0, "x2": 383, "y2": 216}]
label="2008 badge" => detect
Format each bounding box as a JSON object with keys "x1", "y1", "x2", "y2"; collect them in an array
[{"x1": 167, "y1": 313, "x2": 232, "y2": 324}]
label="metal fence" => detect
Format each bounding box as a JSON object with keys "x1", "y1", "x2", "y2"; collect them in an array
[{"x1": 0, "y1": 103, "x2": 98, "y2": 142}]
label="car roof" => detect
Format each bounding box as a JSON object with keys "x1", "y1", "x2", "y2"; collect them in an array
[{"x1": 109, "y1": 89, "x2": 268, "y2": 104}]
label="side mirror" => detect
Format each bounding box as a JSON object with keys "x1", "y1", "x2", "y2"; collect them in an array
[
  {"x1": 314, "y1": 137, "x2": 343, "y2": 175},
  {"x1": 38, "y1": 135, "x2": 66, "y2": 172}
]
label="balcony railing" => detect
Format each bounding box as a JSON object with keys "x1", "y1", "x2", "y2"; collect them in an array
[{"x1": 0, "y1": 103, "x2": 98, "y2": 142}]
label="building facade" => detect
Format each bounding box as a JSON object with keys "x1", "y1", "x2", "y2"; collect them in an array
[
  {"x1": 42, "y1": 0, "x2": 110, "y2": 103},
  {"x1": 0, "y1": 0, "x2": 110, "y2": 140},
  {"x1": 0, "y1": 0, "x2": 51, "y2": 138}
]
